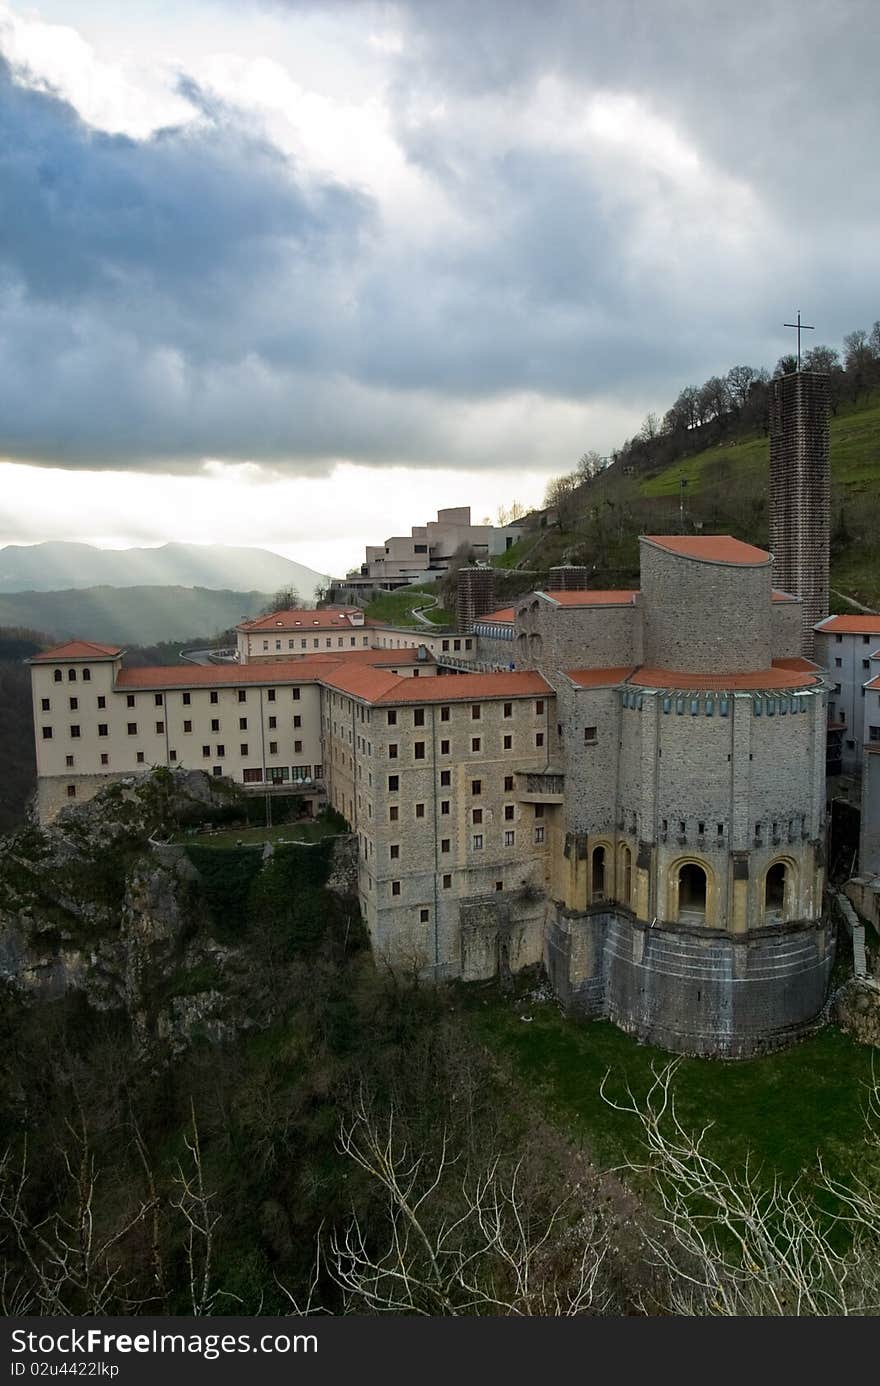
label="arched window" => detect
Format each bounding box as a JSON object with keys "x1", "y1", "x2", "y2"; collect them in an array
[
  {"x1": 764, "y1": 862, "x2": 787, "y2": 922},
  {"x1": 678, "y1": 863, "x2": 707, "y2": 922},
  {"x1": 591, "y1": 845, "x2": 606, "y2": 903},
  {"x1": 54, "y1": 669, "x2": 62, "y2": 682},
  {"x1": 619, "y1": 844, "x2": 632, "y2": 904},
  {"x1": 529, "y1": 633, "x2": 543, "y2": 659}
]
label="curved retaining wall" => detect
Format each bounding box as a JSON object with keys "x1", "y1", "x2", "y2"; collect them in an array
[{"x1": 546, "y1": 907, "x2": 835, "y2": 1058}]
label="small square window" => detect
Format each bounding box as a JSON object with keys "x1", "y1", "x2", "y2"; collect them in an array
[
  {"x1": 136, "y1": 751, "x2": 145, "y2": 764},
  {"x1": 584, "y1": 726, "x2": 597, "y2": 743},
  {"x1": 419, "y1": 907, "x2": 429, "y2": 923},
  {"x1": 42, "y1": 726, "x2": 53, "y2": 739},
  {"x1": 127, "y1": 722, "x2": 137, "y2": 735},
  {"x1": 213, "y1": 766, "x2": 222, "y2": 777},
  {"x1": 65, "y1": 754, "x2": 74, "y2": 767}
]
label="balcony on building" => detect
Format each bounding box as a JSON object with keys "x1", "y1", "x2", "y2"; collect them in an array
[{"x1": 514, "y1": 766, "x2": 564, "y2": 804}]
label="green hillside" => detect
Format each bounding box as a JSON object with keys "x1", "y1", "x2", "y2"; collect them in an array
[
  {"x1": 508, "y1": 391, "x2": 880, "y2": 609},
  {"x1": 0, "y1": 585, "x2": 273, "y2": 646}
]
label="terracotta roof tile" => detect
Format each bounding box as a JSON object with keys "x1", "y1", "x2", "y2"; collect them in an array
[
  {"x1": 643, "y1": 535, "x2": 770, "y2": 565},
  {"x1": 539, "y1": 590, "x2": 638, "y2": 607},
  {"x1": 372, "y1": 670, "x2": 551, "y2": 706},
  {"x1": 238, "y1": 607, "x2": 365, "y2": 632},
  {"x1": 772, "y1": 656, "x2": 821, "y2": 672},
  {"x1": 566, "y1": 667, "x2": 639, "y2": 688},
  {"x1": 478, "y1": 607, "x2": 515, "y2": 622},
  {"x1": 815, "y1": 614, "x2": 880, "y2": 634},
  {"x1": 116, "y1": 659, "x2": 339, "y2": 690},
  {"x1": 772, "y1": 589, "x2": 800, "y2": 603},
  {"x1": 30, "y1": 640, "x2": 123, "y2": 662},
  {"x1": 629, "y1": 665, "x2": 819, "y2": 691}
]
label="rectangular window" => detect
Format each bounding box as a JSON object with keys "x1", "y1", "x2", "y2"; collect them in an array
[
  {"x1": 471, "y1": 779, "x2": 481, "y2": 795},
  {"x1": 864, "y1": 660, "x2": 871, "y2": 671},
  {"x1": 292, "y1": 688, "x2": 301, "y2": 701},
  {"x1": 66, "y1": 784, "x2": 76, "y2": 798},
  {"x1": 69, "y1": 696, "x2": 78, "y2": 710},
  {"x1": 243, "y1": 768, "x2": 263, "y2": 783},
  {"x1": 503, "y1": 703, "x2": 512, "y2": 718},
  {"x1": 441, "y1": 839, "x2": 450, "y2": 853},
  {"x1": 210, "y1": 691, "x2": 218, "y2": 704},
  {"x1": 269, "y1": 741, "x2": 278, "y2": 754},
  {"x1": 169, "y1": 750, "x2": 177, "y2": 762},
  {"x1": 536, "y1": 699, "x2": 544, "y2": 714},
  {"x1": 202, "y1": 745, "x2": 210, "y2": 757},
  {"x1": 472, "y1": 834, "x2": 483, "y2": 850},
  {"x1": 870, "y1": 727, "x2": 880, "y2": 742},
  {"x1": 440, "y1": 770, "x2": 451, "y2": 786},
  {"x1": 471, "y1": 704, "x2": 481, "y2": 720},
  {"x1": 127, "y1": 723, "x2": 137, "y2": 735},
  {"x1": 503, "y1": 734, "x2": 512, "y2": 750},
  {"x1": 388, "y1": 775, "x2": 399, "y2": 791},
  {"x1": 415, "y1": 803, "x2": 425, "y2": 818},
  {"x1": 239, "y1": 717, "x2": 247, "y2": 730},
  {"x1": 441, "y1": 739, "x2": 450, "y2": 754},
  {"x1": 98, "y1": 723, "x2": 108, "y2": 737},
  {"x1": 471, "y1": 737, "x2": 480, "y2": 752},
  {"x1": 534, "y1": 803, "x2": 544, "y2": 818},
  {"x1": 390, "y1": 844, "x2": 400, "y2": 859},
  {"x1": 68, "y1": 669, "x2": 76, "y2": 682},
  {"x1": 154, "y1": 693, "x2": 163, "y2": 707},
  {"x1": 267, "y1": 689, "x2": 276, "y2": 702},
  {"x1": 293, "y1": 714, "x2": 301, "y2": 728},
  {"x1": 136, "y1": 751, "x2": 145, "y2": 764},
  {"x1": 835, "y1": 657, "x2": 842, "y2": 667},
  {"x1": 472, "y1": 808, "x2": 483, "y2": 824},
  {"x1": 835, "y1": 633, "x2": 842, "y2": 643},
  {"x1": 389, "y1": 805, "x2": 399, "y2": 821},
  {"x1": 100, "y1": 753, "x2": 109, "y2": 766},
  {"x1": 389, "y1": 743, "x2": 398, "y2": 758},
  {"x1": 182, "y1": 692, "x2": 191, "y2": 705},
  {"x1": 216, "y1": 745, "x2": 225, "y2": 757},
  {"x1": 42, "y1": 726, "x2": 53, "y2": 739},
  {"x1": 584, "y1": 726, "x2": 597, "y2": 743},
  {"x1": 294, "y1": 740, "x2": 303, "y2": 754},
  {"x1": 240, "y1": 743, "x2": 248, "y2": 756},
  {"x1": 183, "y1": 719, "x2": 192, "y2": 733},
  {"x1": 211, "y1": 718, "x2": 220, "y2": 733},
  {"x1": 441, "y1": 800, "x2": 450, "y2": 815},
  {"x1": 504, "y1": 775, "x2": 514, "y2": 791},
  {"x1": 414, "y1": 741, "x2": 426, "y2": 759},
  {"x1": 156, "y1": 721, "x2": 164, "y2": 734},
  {"x1": 126, "y1": 694, "x2": 135, "y2": 708},
  {"x1": 504, "y1": 830, "x2": 515, "y2": 846},
  {"x1": 534, "y1": 825, "x2": 545, "y2": 844},
  {"x1": 442, "y1": 874, "x2": 452, "y2": 889},
  {"x1": 65, "y1": 754, "x2": 74, "y2": 767},
  {"x1": 213, "y1": 766, "x2": 223, "y2": 777},
  {"x1": 535, "y1": 732, "x2": 544, "y2": 748},
  {"x1": 97, "y1": 696, "x2": 106, "y2": 708},
  {"x1": 413, "y1": 708, "x2": 425, "y2": 726},
  {"x1": 419, "y1": 907, "x2": 429, "y2": 923},
  {"x1": 504, "y1": 804, "x2": 515, "y2": 821},
  {"x1": 387, "y1": 710, "x2": 397, "y2": 726},
  {"x1": 441, "y1": 706, "x2": 450, "y2": 722},
  {"x1": 268, "y1": 715, "x2": 277, "y2": 729},
  {"x1": 238, "y1": 689, "x2": 246, "y2": 703},
  {"x1": 391, "y1": 881, "x2": 401, "y2": 897}
]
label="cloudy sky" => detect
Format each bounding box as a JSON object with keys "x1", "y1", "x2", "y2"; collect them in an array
[{"x1": 1, "y1": 0, "x2": 878, "y2": 576}]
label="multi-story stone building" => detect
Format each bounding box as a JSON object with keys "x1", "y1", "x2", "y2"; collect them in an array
[
  {"x1": 29, "y1": 533, "x2": 834, "y2": 1056},
  {"x1": 813, "y1": 614, "x2": 880, "y2": 776}
]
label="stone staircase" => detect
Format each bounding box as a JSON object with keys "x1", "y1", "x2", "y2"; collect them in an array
[{"x1": 835, "y1": 891, "x2": 868, "y2": 978}]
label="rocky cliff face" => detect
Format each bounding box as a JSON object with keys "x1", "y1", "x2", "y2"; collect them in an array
[{"x1": 0, "y1": 769, "x2": 358, "y2": 1056}]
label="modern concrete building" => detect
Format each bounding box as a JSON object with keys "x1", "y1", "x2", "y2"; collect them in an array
[
  {"x1": 30, "y1": 534, "x2": 834, "y2": 1056},
  {"x1": 768, "y1": 370, "x2": 830, "y2": 658},
  {"x1": 341, "y1": 507, "x2": 524, "y2": 593}
]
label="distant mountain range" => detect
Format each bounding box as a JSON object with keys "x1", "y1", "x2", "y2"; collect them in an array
[
  {"x1": 0, "y1": 542, "x2": 327, "y2": 596},
  {"x1": 0, "y1": 586, "x2": 276, "y2": 647}
]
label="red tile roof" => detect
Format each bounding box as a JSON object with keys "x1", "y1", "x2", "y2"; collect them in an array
[
  {"x1": 30, "y1": 640, "x2": 123, "y2": 662},
  {"x1": 772, "y1": 656, "x2": 820, "y2": 673},
  {"x1": 815, "y1": 614, "x2": 880, "y2": 634},
  {"x1": 643, "y1": 535, "x2": 770, "y2": 565},
  {"x1": 117, "y1": 659, "x2": 339, "y2": 690},
  {"x1": 772, "y1": 589, "x2": 799, "y2": 603},
  {"x1": 479, "y1": 607, "x2": 515, "y2": 623},
  {"x1": 319, "y1": 666, "x2": 406, "y2": 702},
  {"x1": 566, "y1": 667, "x2": 639, "y2": 688},
  {"x1": 629, "y1": 665, "x2": 819, "y2": 691},
  {"x1": 539, "y1": 590, "x2": 638, "y2": 607},
  {"x1": 864, "y1": 675, "x2": 880, "y2": 691},
  {"x1": 372, "y1": 670, "x2": 551, "y2": 706},
  {"x1": 238, "y1": 607, "x2": 366, "y2": 632}
]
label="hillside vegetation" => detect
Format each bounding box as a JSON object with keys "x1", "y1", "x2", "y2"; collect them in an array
[{"x1": 0, "y1": 585, "x2": 273, "y2": 645}]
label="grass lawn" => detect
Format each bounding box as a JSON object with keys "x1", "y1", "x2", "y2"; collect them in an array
[
  {"x1": 365, "y1": 585, "x2": 453, "y2": 628},
  {"x1": 465, "y1": 994, "x2": 877, "y2": 1188},
  {"x1": 174, "y1": 820, "x2": 338, "y2": 849}
]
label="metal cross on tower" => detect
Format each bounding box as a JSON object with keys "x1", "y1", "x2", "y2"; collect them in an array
[{"x1": 783, "y1": 310, "x2": 815, "y2": 371}]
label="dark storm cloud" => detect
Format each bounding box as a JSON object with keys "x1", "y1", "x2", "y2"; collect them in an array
[{"x1": 2, "y1": 0, "x2": 879, "y2": 471}]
